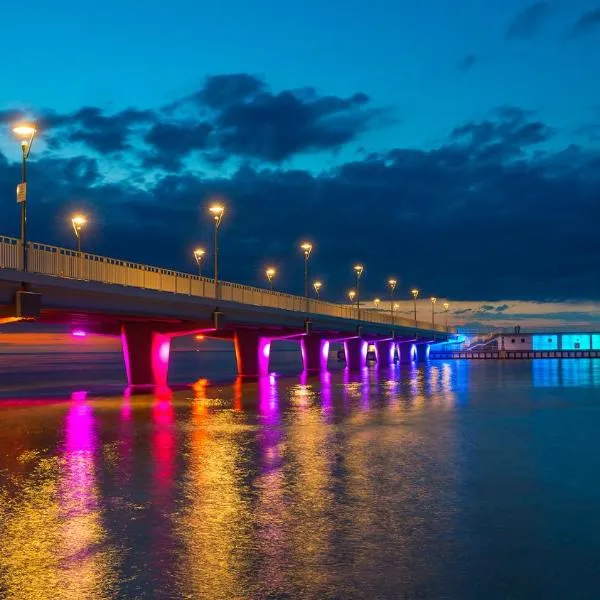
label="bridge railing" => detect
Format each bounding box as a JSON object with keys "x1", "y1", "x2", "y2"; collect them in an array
[
  {"x1": 0, "y1": 236, "x2": 450, "y2": 333},
  {"x1": 0, "y1": 236, "x2": 19, "y2": 270}
]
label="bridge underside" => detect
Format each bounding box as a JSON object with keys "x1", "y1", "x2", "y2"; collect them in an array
[
  {"x1": 1, "y1": 307, "x2": 435, "y2": 386},
  {"x1": 0, "y1": 272, "x2": 445, "y2": 387}
]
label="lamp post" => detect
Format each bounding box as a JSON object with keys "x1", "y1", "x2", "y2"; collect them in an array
[
  {"x1": 209, "y1": 204, "x2": 225, "y2": 298},
  {"x1": 300, "y1": 242, "x2": 313, "y2": 298},
  {"x1": 71, "y1": 215, "x2": 87, "y2": 254},
  {"x1": 193, "y1": 247, "x2": 205, "y2": 276},
  {"x1": 353, "y1": 264, "x2": 363, "y2": 313},
  {"x1": 443, "y1": 301, "x2": 450, "y2": 331},
  {"x1": 313, "y1": 280, "x2": 322, "y2": 299},
  {"x1": 13, "y1": 124, "x2": 36, "y2": 271},
  {"x1": 411, "y1": 289, "x2": 419, "y2": 327},
  {"x1": 374, "y1": 297, "x2": 381, "y2": 310},
  {"x1": 388, "y1": 278, "x2": 397, "y2": 326},
  {"x1": 348, "y1": 290, "x2": 356, "y2": 304},
  {"x1": 431, "y1": 296, "x2": 437, "y2": 328},
  {"x1": 266, "y1": 267, "x2": 276, "y2": 291}
]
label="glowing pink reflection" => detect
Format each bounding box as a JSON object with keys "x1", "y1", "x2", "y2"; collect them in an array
[{"x1": 72, "y1": 329, "x2": 87, "y2": 338}]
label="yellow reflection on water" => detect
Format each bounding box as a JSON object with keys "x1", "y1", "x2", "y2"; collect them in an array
[
  {"x1": 176, "y1": 382, "x2": 253, "y2": 599},
  {"x1": 0, "y1": 401, "x2": 117, "y2": 600}
]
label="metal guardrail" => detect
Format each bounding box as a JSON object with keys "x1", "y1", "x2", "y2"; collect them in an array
[{"x1": 0, "y1": 236, "x2": 452, "y2": 333}]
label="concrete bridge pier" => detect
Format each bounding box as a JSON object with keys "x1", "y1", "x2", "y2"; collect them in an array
[
  {"x1": 416, "y1": 343, "x2": 431, "y2": 362},
  {"x1": 375, "y1": 339, "x2": 398, "y2": 368},
  {"x1": 398, "y1": 341, "x2": 417, "y2": 364},
  {"x1": 301, "y1": 335, "x2": 329, "y2": 372},
  {"x1": 121, "y1": 322, "x2": 171, "y2": 387},
  {"x1": 234, "y1": 329, "x2": 272, "y2": 378},
  {"x1": 344, "y1": 338, "x2": 368, "y2": 370}
]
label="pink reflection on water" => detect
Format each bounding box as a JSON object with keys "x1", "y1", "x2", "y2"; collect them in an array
[
  {"x1": 152, "y1": 396, "x2": 175, "y2": 489},
  {"x1": 60, "y1": 398, "x2": 99, "y2": 578},
  {"x1": 257, "y1": 369, "x2": 286, "y2": 590},
  {"x1": 320, "y1": 370, "x2": 333, "y2": 414}
]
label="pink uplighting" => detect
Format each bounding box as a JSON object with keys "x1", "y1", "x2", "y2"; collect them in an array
[{"x1": 151, "y1": 335, "x2": 171, "y2": 387}]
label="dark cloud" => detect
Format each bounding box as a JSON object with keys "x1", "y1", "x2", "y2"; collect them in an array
[
  {"x1": 142, "y1": 121, "x2": 213, "y2": 170},
  {"x1": 480, "y1": 305, "x2": 495, "y2": 312},
  {"x1": 2, "y1": 90, "x2": 600, "y2": 302},
  {"x1": 495, "y1": 304, "x2": 510, "y2": 312},
  {"x1": 450, "y1": 106, "x2": 553, "y2": 162},
  {"x1": 506, "y1": 2, "x2": 552, "y2": 39},
  {"x1": 194, "y1": 74, "x2": 378, "y2": 163},
  {"x1": 193, "y1": 73, "x2": 266, "y2": 109},
  {"x1": 65, "y1": 107, "x2": 155, "y2": 153},
  {"x1": 454, "y1": 309, "x2": 473, "y2": 315},
  {"x1": 6, "y1": 74, "x2": 379, "y2": 169},
  {"x1": 568, "y1": 8, "x2": 600, "y2": 38},
  {"x1": 457, "y1": 54, "x2": 478, "y2": 72}
]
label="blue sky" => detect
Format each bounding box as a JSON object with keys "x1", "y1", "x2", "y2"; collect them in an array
[
  {"x1": 3, "y1": 0, "x2": 599, "y2": 154},
  {"x1": 1, "y1": 0, "x2": 600, "y2": 314}
]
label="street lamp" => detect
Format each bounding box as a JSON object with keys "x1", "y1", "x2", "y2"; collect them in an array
[
  {"x1": 71, "y1": 214, "x2": 87, "y2": 254},
  {"x1": 13, "y1": 123, "x2": 37, "y2": 271},
  {"x1": 265, "y1": 267, "x2": 276, "y2": 290},
  {"x1": 209, "y1": 203, "x2": 225, "y2": 298},
  {"x1": 353, "y1": 264, "x2": 363, "y2": 312},
  {"x1": 431, "y1": 296, "x2": 437, "y2": 328},
  {"x1": 348, "y1": 289, "x2": 356, "y2": 303},
  {"x1": 388, "y1": 278, "x2": 397, "y2": 326},
  {"x1": 411, "y1": 288, "x2": 419, "y2": 327},
  {"x1": 313, "y1": 280, "x2": 322, "y2": 299},
  {"x1": 300, "y1": 242, "x2": 313, "y2": 299},
  {"x1": 374, "y1": 297, "x2": 381, "y2": 310},
  {"x1": 193, "y1": 247, "x2": 205, "y2": 276},
  {"x1": 443, "y1": 301, "x2": 450, "y2": 330}
]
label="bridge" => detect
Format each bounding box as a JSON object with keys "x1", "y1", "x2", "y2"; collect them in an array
[{"x1": 0, "y1": 235, "x2": 455, "y2": 386}]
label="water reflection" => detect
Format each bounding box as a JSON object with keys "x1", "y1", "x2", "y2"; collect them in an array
[
  {"x1": 0, "y1": 399, "x2": 116, "y2": 599},
  {"x1": 5, "y1": 360, "x2": 600, "y2": 598},
  {"x1": 177, "y1": 377, "x2": 253, "y2": 598}
]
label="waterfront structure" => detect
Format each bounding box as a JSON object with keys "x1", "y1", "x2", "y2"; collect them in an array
[{"x1": 0, "y1": 235, "x2": 452, "y2": 386}]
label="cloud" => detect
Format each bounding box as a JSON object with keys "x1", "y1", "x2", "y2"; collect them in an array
[
  {"x1": 495, "y1": 304, "x2": 510, "y2": 312},
  {"x1": 568, "y1": 8, "x2": 600, "y2": 38},
  {"x1": 450, "y1": 106, "x2": 554, "y2": 161},
  {"x1": 194, "y1": 74, "x2": 380, "y2": 163},
  {"x1": 506, "y1": 2, "x2": 552, "y2": 39},
  {"x1": 4, "y1": 74, "x2": 380, "y2": 169},
  {"x1": 2, "y1": 85, "x2": 600, "y2": 302},
  {"x1": 457, "y1": 54, "x2": 478, "y2": 72},
  {"x1": 454, "y1": 308, "x2": 473, "y2": 315},
  {"x1": 142, "y1": 121, "x2": 213, "y2": 170}
]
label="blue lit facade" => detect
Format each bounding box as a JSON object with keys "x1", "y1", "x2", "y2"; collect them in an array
[
  {"x1": 561, "y1": 334, "x2": 591, "y2": 351},
  {"x1": 533, "y1": 335, "x2": 558, "y2": 350}
]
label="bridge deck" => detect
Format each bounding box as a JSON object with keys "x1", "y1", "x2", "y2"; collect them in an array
[{"x1": 0, "y1": 235, "x2": 451, "y2": 335}]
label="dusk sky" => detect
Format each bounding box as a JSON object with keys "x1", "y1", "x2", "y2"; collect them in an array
[{"x1": 1, "y1": 0, "x2": 600, "y2": 327}]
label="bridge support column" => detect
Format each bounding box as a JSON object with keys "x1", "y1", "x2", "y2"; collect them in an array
[
  {"x1": 416, "y1": 343, "x2": 431, "y2": 362},
  {"x1": 234, "y1": 329, "x2": 271, "y2": 377},
  {"x1": 344, "y1": 338, "x2": 367, "y2": 370},
  {"x1": 301, "y1": 335, "x2": 329, "y2": 372},
  {"x1": 121, "y1": 323, "x2": 171, "y2": 387},
  {"x1": 398, "y1": 341, "x2": 416, "y2": 364},
  {"x1": 376, "y1": 340, "x2": 398, "y2": 368}
]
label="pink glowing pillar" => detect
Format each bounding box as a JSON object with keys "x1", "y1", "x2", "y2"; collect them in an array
[
  {"x1": 375, "y1": 340, "x2": 398, "y2": 368},
  {"x1": 300, "y1": 335, "x2": 329, "y2": 372},
  {"x1": 344, "y1": 338, "x2": 368, "y2": 370},
  {"x1": 234, "y1": 329, "x2": 271, "y2": 377},
  {"x1": 121, "y1": 323, "x2": 172, "y2": 387}
]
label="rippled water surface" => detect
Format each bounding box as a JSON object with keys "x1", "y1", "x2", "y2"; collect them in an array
[{"x1": 2, "y1": 358, "x2": 600, "y2": 599}]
